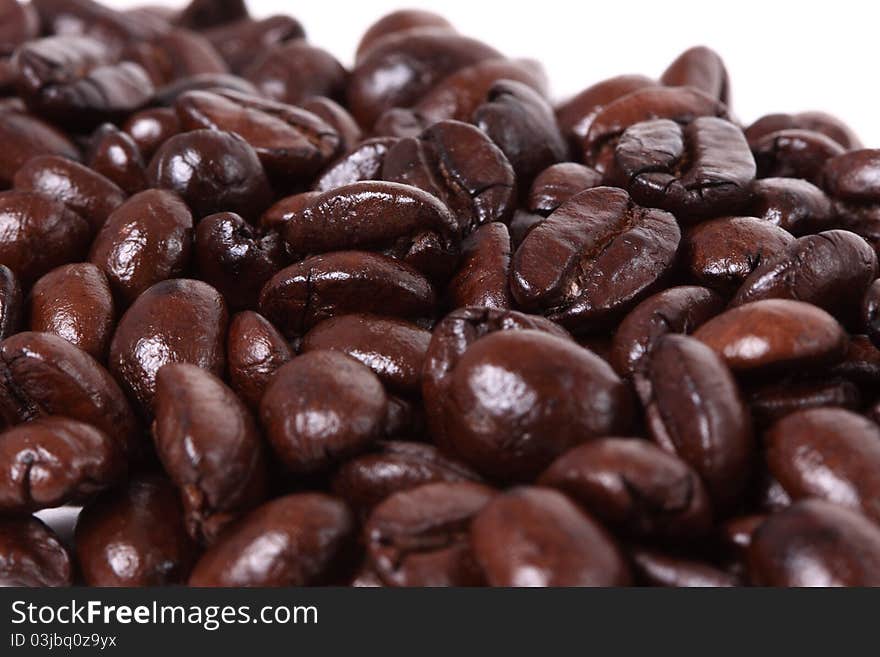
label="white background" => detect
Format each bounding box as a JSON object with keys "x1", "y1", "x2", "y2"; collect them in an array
[{"x1": 105, "y1": 0, "x2": 878, "y2": 146}]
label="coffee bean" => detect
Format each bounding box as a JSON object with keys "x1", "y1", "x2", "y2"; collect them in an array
[
  {"x1": 629, "y1": 546, "x2": 739, "y2": 587},
  {"x1": 822, "y1": 149, "x2": 880, "y2": 203},
  {"x1": 0, "y1": 265, "x2": 22, "y2": 340},
  {"x1": 0, "y1": 516, "x2": 72, "y2": 587},
  {"x1": 355, "y1": 10, "x2": 453, "y2": 61},
  {"x1": 86, "y1": 123, "x2": 148, "y2": 194},
  {"x1": 226, "y1": 310, "x2": 292, "y2": 411},
  {"x1": 753, "y1": 129, "x2": 846, "y2": 185},
  {"x1": 661, "y1": 46, "x2": 729, "y2": 104},
  {"x1": 0, "y1": 108, "x2": 80, "y2": 187},
  {"x1": 244, "y1": 40, "x2": 347, "y2": 106},
  {"x1": 175, "y1": 0, "x2": 248, "y2": 31},
  {"x1": 527, "y1": 162, "x2": 602, "y2": 215},
  {"x1": 123, "y1": 29, "x2": 227, "y2": 86},
  {"x1": 746, "y1": 111, "x2": 861, "y2": 151},
  {"x1": 748, "y1": 377, "x2": 861, "y2": 427},
  {"x1": 122, "y1": 107, "x2": 181, "y2": 160},
  {"x1": 446, "y1": 222, "x2": 512, "y2": 310},
  {"x1": 300, "y1": 96, "x2": 362, "y2": 153},
  {"x1": 312, "y1": 137, "x2": 398, "y2": 192},
  {"x1": 748, "y1": 177, "x2": 834, "y2": 235},
  {"x1": 204, "y1": 15, "x2": 305, "y2": 73}
]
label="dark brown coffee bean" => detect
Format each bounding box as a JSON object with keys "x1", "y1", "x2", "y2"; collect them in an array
[
  {"x1": 528, "y1": 162, "x2": 603, "y2": 215},
  {"x1": 0, "y1": 108, "x2": 80, "y2": 187},
  {"x1": 753, "y1": 129, "x2": 846, "y2": 185},
  {"x1": 748, "y1": 499, "x2": 880, "y2": 586},
  {"x1": 13, "y1": 155, "x2": 126, "y2": 235},
  {"x1": 175, "y1": 0, "x2": 248, "y2": 31},
  {"x1": 863, "y1": 279, "x2": 880, "y2": 348},
  {"x1": 300, "y1": 96, "x2": 362, "y2": 153},
  {"x1": 511, "y1": 186, "x2": 680, "y2": 333},
  {"x1": 829, "y1": 334, "x2": 880, "y2": 385},
  {"x1": 0, "y1": 417, "x2": 124, "y2": 513},
  {"x1": 0, "y1": 265, "x2": 22, "y2": 340},
  {"x1": 195, "y1": 212, "x2": 286, "y2": 311},
  {"x1": 695, "y1": 299, "x2": 848, "y2": 374},
  {"x1": 683, "y1": 216, "x2": 795, "y2": 294},
  {"x1": 766, "y1": 408, "x2": 880, "y2": 524},
  {"x1": 122, "y1": 107, "x2": 181, "y2": 160},
  {"x1": 261, "y1": 190, "x2": 321, "y2": 233},
  {"x1": 748, "y1": 177, "x2": 834, "y2": 236},
  {"x1": 381, "y1": 394, "x2": 425, "y2": 439},
  {"x1": 539, "y1": 438, "x2": 712, "y2": 540},
  {"x1": 822, "y1": 149, "x2": 880, "y2": 203},
  {"x1": 75, "y1": 474, "x2": 198, "y2": 586},
  {"x1": 446, "y1": 222, "x2": 512, "y2": 310},
  {"x1": 629, "y1": 546, "x2": 738, "y2": 587},
  {"x1": 204, "y1": 16, "x2": 305, "y2": 74},
  {"x1": 720, "y1": 514, "x2": 766, "y2": 558},
  {"x1": 748, "y1": 377, "x2": 861, "y2": 427},
  {"x1": 28, "y1": 263, "x2": 114, "y2": 361},
  {"x1": 151, "y1": 72, "x2": 259, "y2": 107},
  {"x1": 154, "y1": 363, "x2": 267, "y2": 544},
  {"x1": 730, "y1": 230, "x2": 878, "y2": 324},
  {"x1": 302, "y1": 314, "x2": 431, "y2": 396},
  {"x1": 312, "y1": 137, "x2": 398, "y2": 192},
  {"x1": 89, "y1": 189, "x2": 193, "y2": 307},
  {"x1": 188, "y1": 493, "x2": 354, "y2": 586},
  {"x1": 661, "y1": 46, "x2": 729, "y2": 104},
  {"x1": 381, "y1": 120, "x2": 515, "y2": 235},
  {"x1": 0, "y1": 331, "x2": 139, "y2": 456},
  {"x1": 226, "y1": 310, "x2": 292, "y2": 411},
  {"x1": 472, "y1": 486, "x2": 631, "y2": 586},
  {"x1": 635, "y1": 334, "x2": 754, "y2": 510},
  {"x1": 244, "y1": 40, "x2": 347, "y2": 105},
  {"x1": 746, "y1": 111, "x2": 862, "y2": 151},
  {"x1": 0, "y1": 516, "x2": 72, "y2": 587},
  {"x1": 147, "y1": 129, "x2": 272, "y2": 223},
  {"x1": 260, "y1": 351, "x2": 388, "y2": 473},
  {"x1": 611, "y1": 285, "x2": 724, "y2": 377},
  {"x1": 355, "y1": 10, "x2": 453, "y2": 61},
  {"x1": 0, "y1": 0, "x2": 40, "y2": 55},
  {"x1": 86, "y1": 123, "x2": 148, "y2": 194},
  {"x1": 123, "y1": 29, "x2": 227, "y2": 86},
  {"x1": 508, "y1": 209, "x2": 545, "y2": 246},
  {"x1": 332, "y1": 441, "x2": 481, "y2": 514},
  {"x1": 109, "y1": 279, "x2": 228, "y2": 417},
  {"x1": 365, "y1": 481, "x2": 494, "y2": 587},
  {"x1": 616, "y1": 118, "x2": 755, "y2": 220},
  {"x1": 0, "y1": 190, "x2": 91, "y2": 287},
  {"x1": 259, "y1": 251, "x2": 436, "y2": 339}
]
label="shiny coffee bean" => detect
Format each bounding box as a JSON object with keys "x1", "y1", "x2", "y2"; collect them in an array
[
  {"x1": 203, "y1": 15, "x2": 305, "y2": 73},
  {"x1": 259, "y1": 251, "x2": 436, "y2": 339},
  {"x1": 300, "y1": 96, "x2": 362, "y2": 153},
  {"x1": 28, "y1": 263, "x2": 114, "y2": 361},
  {"x1": 188, "y1": 493, "x2": 354, "y2": 586},
  {"x1": 89, "y1": 189, "x2": 193, "y2": 307},
  {"x1": 472, "y1": 486, "x2": 631, "y2": 586},
  {"x1": 635, "y1": 334, "x2": 754, "y2": 510},
  {"x1": 301, "y1": 314, "x2": 431, "y2": 396},
  {"x1": 694, "y1": 299, "x2": 848, "y2": 374},
  {"x1": 527, "y1": 162, "x2": 603, "y2": 215},
  {"x1": 355, "y1": 10, "x2": 453, "y2": 61},
  {"x1": 822, "y1": 149, "x2": 880, "y2": 203},
  {"x1": 147, "y1": 129, "x2": 272, "y2": 223},
  {"x1": 123, "y1": 29, "x2": 227, "y2": 86},
  {"x1": 151, "y1": 72, "x2": 258, "y2": 106},
  {"x1": 446, "y1": 222, "x2": 512, "y2": 310},
  {"x1": 75, "y1": 474, "x2": 198, "y2": 586},
  {"x1": 746, "y1": 111, "x2": 862, "y2": 151},
  {"x1": 365, "y1": 481, "x2": 494, "y2": 587},
  {"x1": 122, "y1": 107, "x2": 181, "y2": 160},
  {"x1": 0, "y1": 265, "x2": 22, "y2": 340},
  {"x1": 629, "y1": 546, "x2": 738, "y2": 587},
  {"x1": 226, "y1": 310, "x2": 293, "y2": 411},
  {"x1": 748, "y1": 377, "x2": 861, "y2": 427},
  {"x1": 829, "y1": 334, "x2": 880, "y2": 385},
  {"x1": 539, "y1": 438, "x2": 713, "y2": 540},
  {"x1": 260, "y1": 351, "x2": 388, "y2": 473},
  {"x1": 661, "y1": 46, "x2": 729, "y2": 104},
  {"x1": 244, "y1": 40, "x2": 347, "y2": 105},
  {"x1": 511, "y1": 186, "x2": 680, "y2": 333},
  {"x1": 0, "y1": 516, "x2": 72, "y2": 587},
  {"x1": 260, "y1": 191, "x2": 320, "y2": 234},
  {"x1": 748, "y1": 177, "x2": 834, "y2": 236},
  {"x1": 748, "y1": 499, "x2": 880, "y2": 586},
  {"x1": 86, "y1": 123, "x2": 148, "y2": 194},
  {"x1": 109, "y1": 278, "x2": 228, "y2": 417},
  {"x1": 0, "y1": 108, "x2": 80, "y2": 187},
  {"x1": 752, "y1": 129, "x2": 846, "y2": 185},
  {"x1": 312, "y1": 137, "x2": 398, "y2": 192}
]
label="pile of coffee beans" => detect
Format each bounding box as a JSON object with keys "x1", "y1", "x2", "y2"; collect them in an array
[{"x1": 2, "y1": 0, "x2": 880, "y2": 588}]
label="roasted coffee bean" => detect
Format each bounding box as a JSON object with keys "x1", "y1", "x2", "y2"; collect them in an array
[
  {"x1": 332, "y1": 441, "x2": 481, "y2": 514},
  {"x1": 381, "y1": 393, "x2": 425, "y2": 439},
  {"x1": 279, "y1": 181, "x2": 459, "y2": 282},
  {"x1": 260, "y1": 351, "x2": 388, "y2": 473},
  {"x1": 508, "y1": 209, "x2": 545, "y2": 246},
  {"x1": 748, "y1": 378, "x2": 861, "y2": 427},
  {"x1": 0, "y1": 0, "x2": 40, "y2": 55},
  {"x1": 0, "y1": 265, "x2": 22, "y2": 340},
  {"x1": 355, "y1": 9, "x2": 453, "y2": 61},
  {"x1": 300, "y1": 96, "x2": 362, "y2": 153},
  {"x1": 615, "y1": 117, "x2": 755, "y2": 220},
  {"x1": 752, "y1": 129, "x2": 846, "y2": 185},
  {"x1": 89, "y1": 189, "x2": 193, "y2": 306},
  {"x1": 635, "y1": 334, "x2": 754, "y2": 510},
  {"x1": 28, "y1": 263, "x2": 114, "y2": 361},
  {"x1": 154, "y1": 363, "x2": 267, "y2": 544},
  {"x1": 748, "y1": 499, "x2": 880, "y2": 586},
  {"x1": 175, "y1": 0, "x2": 248, "y2": 31},
  {"x1": 109, "y1": 279, "x2": 228, "y2": 417},
  {"x1": 822, "y1": 149, "x2": 880, "y2": 203},
  {"x1": 189, "y1": 493, "x2": 354, "y2": 586},
  {"x1": 312, "y1": 137, "x2": 398, "y2": 192},
  {"x1": 147, "y1": 129, "x2": 272, "y2": 223},
  {"x1": 629, "y1": 546, "x2": 738, "y2": 587},
  {"x1": 204, "y1": 15, "x2": 305, "y2": 74},
  {"x1": 244, "y1": 40, "x2": 347, "y2": 105},
  {"x1": 766, "y1": 408, "x2": 880, "y2": 524},
  {"x1": 829, "y1": 334, "x2": 880, "y2": 385},
  {"x1": 195, "y1": 212, "x2": 286, "y2": 311},
  {"x1": 86, "y1": 123, "x2": 148, "y2": 195},
  {"x1": 0, "y1": 417, "x2": 124, "y2": 513},
  {"x1": 122, "y1": 107, "x2": 181, "y2": 160},
  {"x1": 511, "y1": 187, "x2": 680, "y2": 333},
  {"x1": 151, "y1": 72, "x2": 259, "y2": 107},
  {"x1": 730, "y1": 230, "x2": 877, "y2": 324},
  {"x1": 75, "y1": 474, "x2": 198, "y2": 586},
  {"x1": 365, "y1": 481, "x2": 494, "y2": 587},
  {"x1": 694, "y1": 299, "x2": 848, "y2": 374},
  {"x1": 748, "y1": 177, "x2": 834, "y2": 235},
  {"x1": 123, "y1": 29, "x2": 227, "y2": 86},
  {"x1": 720, "y1": 514, "x2": 766, "y2": 558},
  {"x1": 259, "y1": 251, "x2": 436, "y2": 339},
  {"x1": 0, "y1": 108, "x2": 80, "y2": 187},
  {"x1": 471, "y1": 486, "x2": 631, "y2": 586},
  {"x1": 0, "y1": 516, "x2": 72, "y2": 587},
  {"x1": 746, "y1": 111, "x2": 862, "y2": 151},
  {"x1": 446, "y1": 222, "x2": 512, "y2": 310},
  {"x1": 661, "y1": 46, "x2": 729, "y2": 104},
  {"x1": 863, "y1": 279, "x2": 880, "y2": 348},
  {"x1": 610, "y1": 286, "x2": 724, "y2": 377},
  {"x1": 13, "y1": 36, "x2": 154, "y2": 129},
  {"x1": 261, "y1": 190, "x2": 320, "y2": 233},
  {"x1": 347, "y1": 30, "x2": 500, "y2": 129},
  {"x1": 527, "y1": 162, "x2": 602, "y2": 215},
  {"x1": 175, "y1": 89, "x2": 341, "y2": 181},
  {"x1": 0, "y1": 190, "x2": 91, "y2": 286},
  {"x1": 472, "y1": 79, "x2": 566, "y2": 188},
  {"x1": 301, "y1": 314, "x2": 431, "y2": 396},
  {"x1": 13, "y1": 155, "x2": 126, "y2": 235},
  {"x1": 683, "y1": 216, "x2": 795, "y2": 295},
  {"x1": 0, "y1": 331, "x2": 140, "y2": 456},
  {"x1": 226, "y1": 310, "x2": 293, "y2": 410},
  {"x1": 381, "y1": 120, "x2": 516, "y2": 234},
  {"x1": 539, "y1": 438, "x2": 712, "y2": 540}
]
